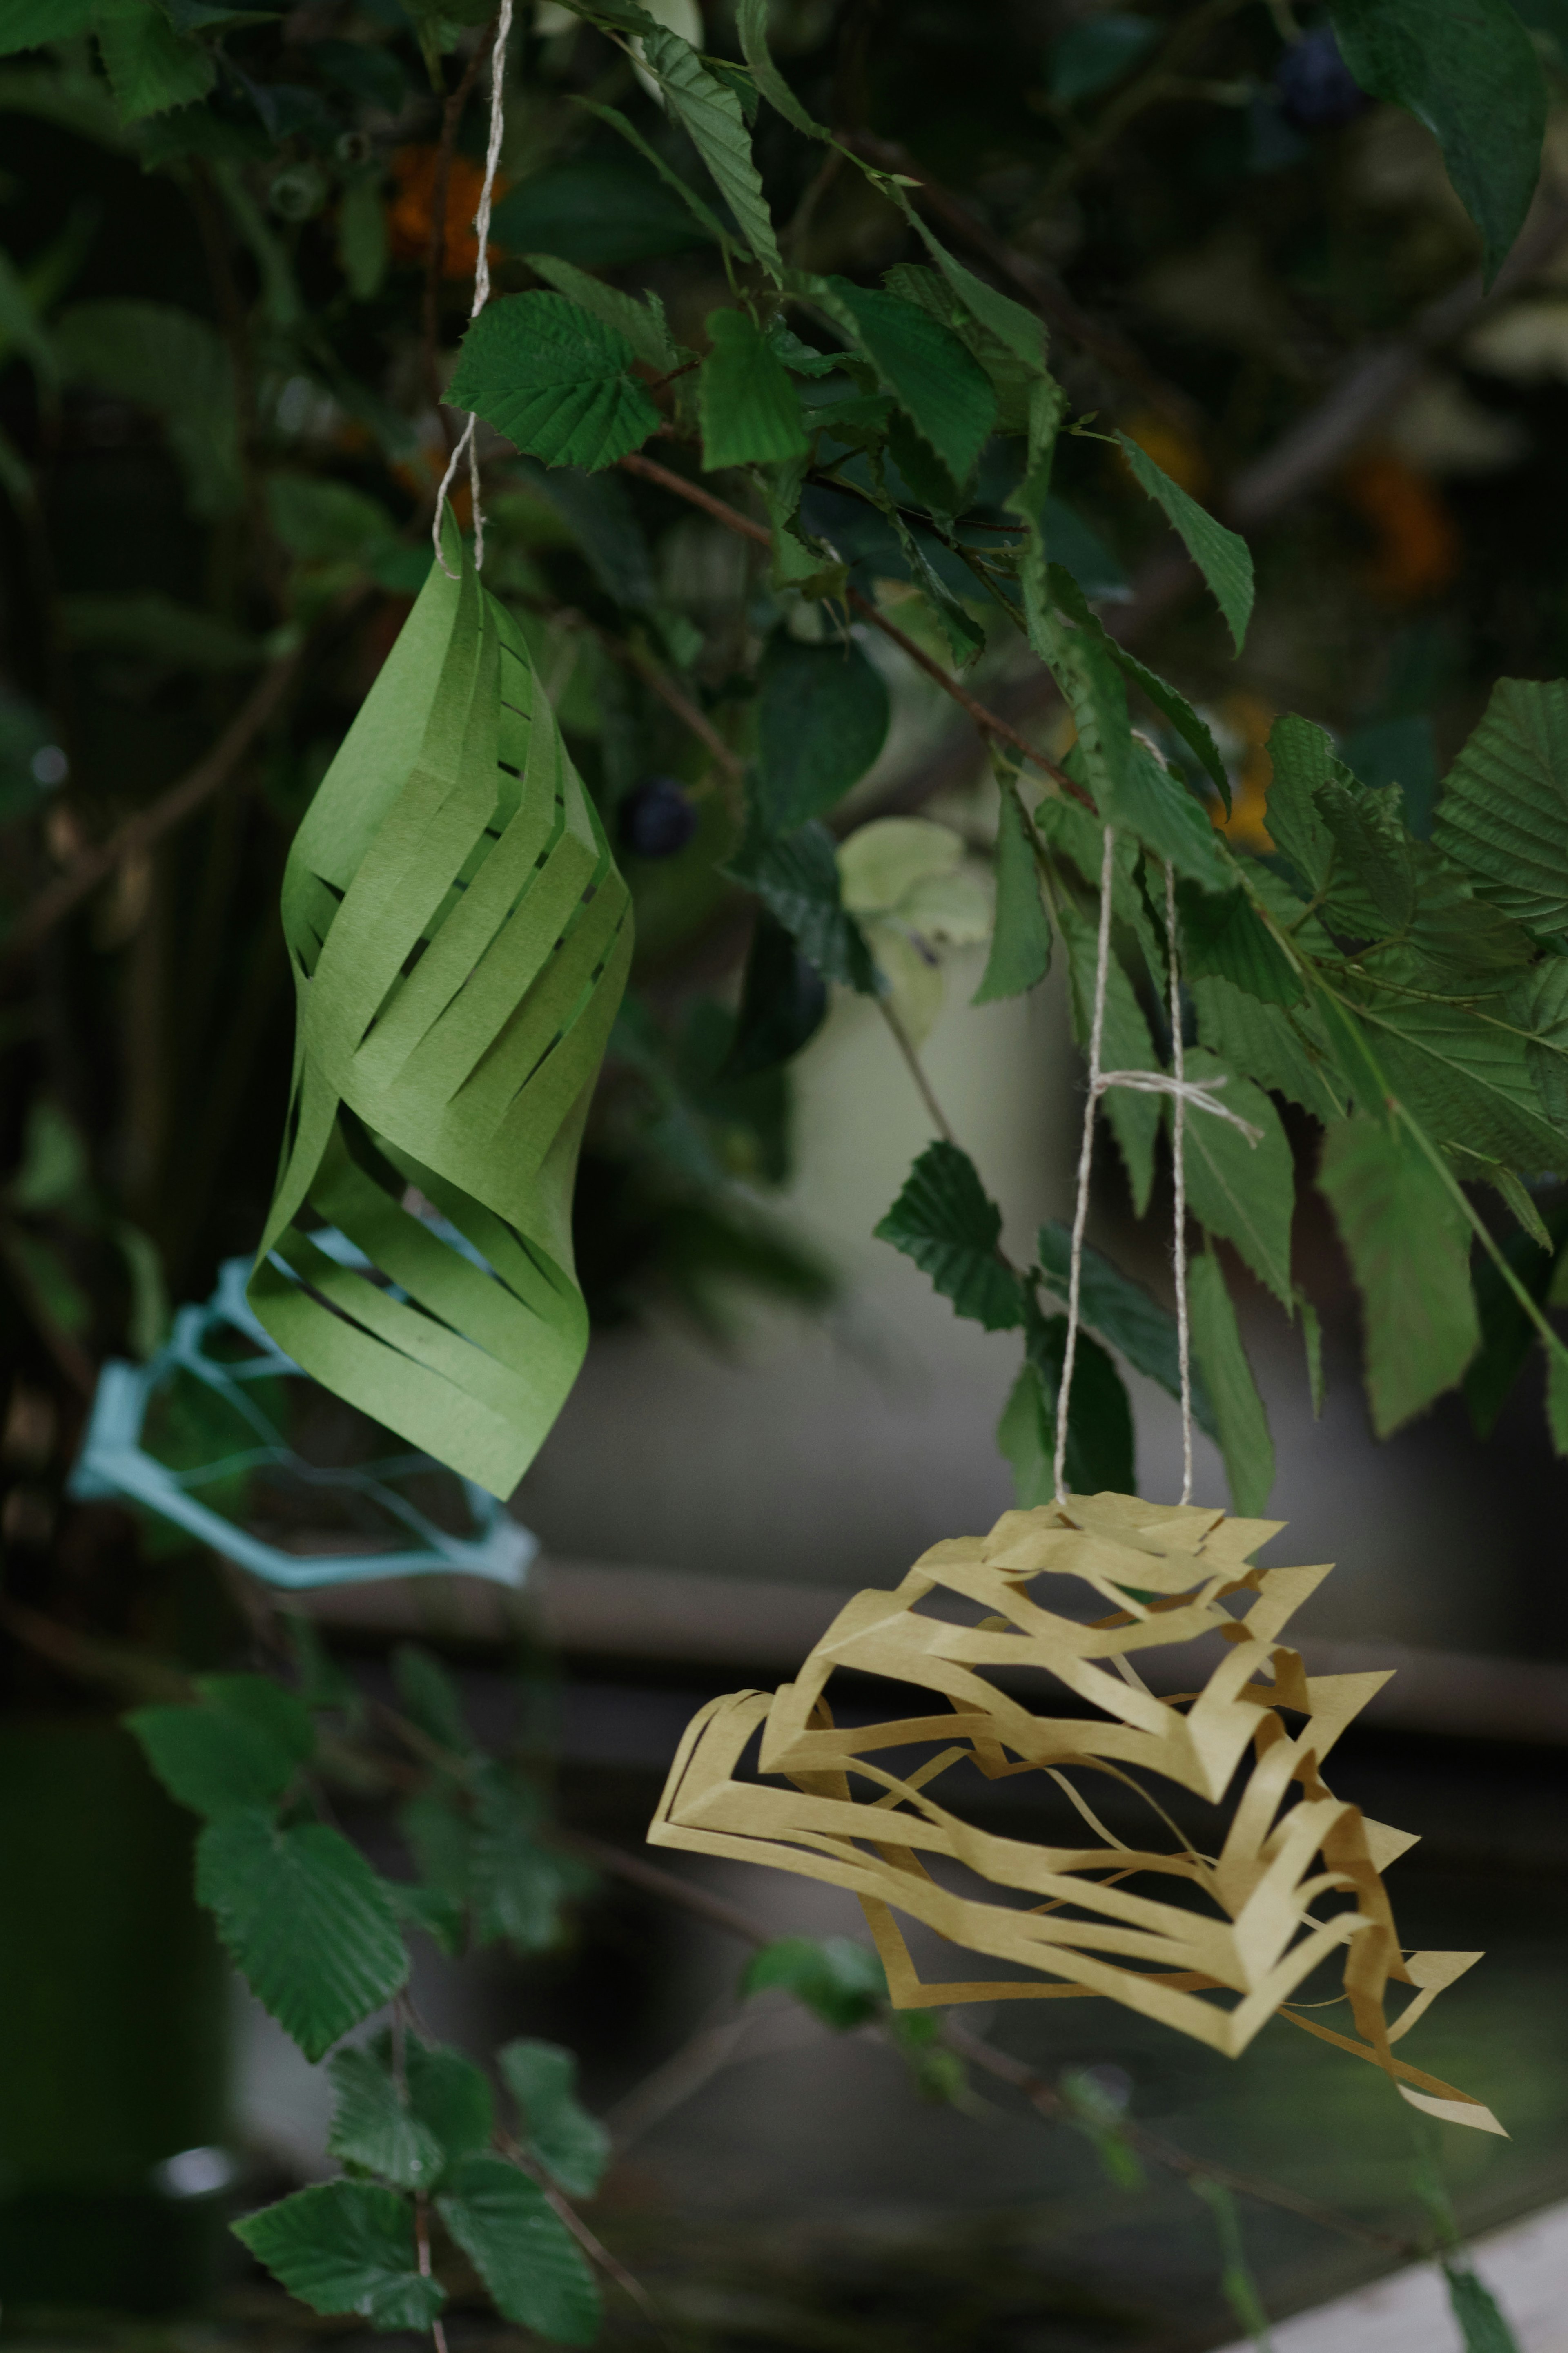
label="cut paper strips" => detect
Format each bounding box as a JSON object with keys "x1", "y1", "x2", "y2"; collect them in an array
[
  {"x1": 650, "y1": 1490, "x2": 1503, "y2": 2133},
  {"x1": 69, "y1": 1240, "x2": 534, "y2": 1592},
  {"x1": 249, "y1": 513, "x2": 633, "y2": 1497}
]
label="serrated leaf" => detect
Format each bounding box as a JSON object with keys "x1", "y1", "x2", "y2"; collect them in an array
[
  {"x1": 2, "y1": 0, "x2": 94, "y2": 51},
  {"x1": 640, "y1": 25, "x2": 781, "y2": 280},
  {"x1": 1190, "y1": 972, "x2": 1348, "y2": 1125},
  {"x1": 1517, "y1": 956, "x2": 1568, "y2": 1125},
  {"x1": 196, "y1": 1809, "x2": 408, "y2": 2060},
  {"x1": 326, "y1": 2045, "x2": 446, "y2": 2191},
  {"x1": 95, "y1": 0, "x2": 214, "y2": 122},
  {"x1": 1046, "y1": 565, "x2": 1230, "y2": 810},
  {"x1": 973, "y1": 782, "x2": 1051, "y2": 1004},
  {"x1": 446, "y1": 292, "x2": 659, "y2": 472},
  {"x1": 1433, "y1": 679, "x2": 1568, "y2": 932},
  {"x1": 526, "y1": 252, "x2": 675, "y2": 374},
  {"x1": 407, "y1": 2036, "x2": 496, "y2": 2173},
  {"x1": 742, "y1": 1936, "x2": 886, "y2": 2027},
  {"x1": 724, "y1": 813, "x2": 879, "y2": 992},
  {"x1": 1116, "y1": 432, "x2": 1254, "y2": 653},
  {"x1": 391, "y1": 1643, "x2": 470, "y2": 1757},
  {"x1": 1187, "y1": 1250, "x2": 1274, "y2": 1514},
  {"x1": 438, "y1": 2155, "x2": 601, "y2": 2345},
  {"x1": 1177, "y1": 883, "x2": 1302, "y2": 1006},
  {"x1": 699, "y1": 307, "x2": 806, "y2": 468},
  {"x1": 1354, "y1": 992, "x2": 1565, "y2": 1171},
  {"x1": 902, "y1": 212, "x2": 1049, "y2": 370},
  {"x1": 754, "y1": 629, "x2": 889, "y2": 831},
  {"x1": 1036, "y1": 1218, "x2": 1219, "y2": 1443},
  {"x1": 1318, "y1": 1117, "x2": 1480, "y2": 1436},
  {"x1": 232, "y1": 2182, "x2": 443, "y2": 2335},
  {"x1": 466, "y1": 1759, "x2": 589, "y2": 1952},
  {"x1": 1328, "y1": 0, "x2": 1546, "y2": 286},
  {"x1": 1058, "y1": 898, "x2": 1160, "y2": 1216},
  {"x1": 500, "y1": 2040, "x2": 610, "y2": 2198},
  {"x1": 821, "y1": 277, "x2": 996, "y2": 484},
  {"x1": 1026, "y1": 1312, "x2": 1138, "y2": 1494},
  {"x1": 737, "y1": 0, "x2": 827, "y2": 136},
  {"x1": 874, "y1": 1140, "x2": 1024, "y2": 1332},
  {"x1": 388, "y1": 1878, "x2": 466, "y2": 1956},
  {"x1": 127, "y1": 1677, "x2": 314, "y2": 1819},
  {"x1": 1177, "y1": 1048, "x2": 1295, "y2": 1308},
  {"x1": 725, "y1": 908, "x2": 828, "y2": 1077},
  {"x1": 1264, "y1": 713, "x2": 1339, "y2": 897}
]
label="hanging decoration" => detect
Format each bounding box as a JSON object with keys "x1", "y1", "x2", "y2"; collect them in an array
[{"x1": 649, "y1": 828, "x2": 1501, "y2": 2134}]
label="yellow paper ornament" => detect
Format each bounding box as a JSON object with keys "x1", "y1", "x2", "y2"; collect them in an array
[{"x1": 650, "y1": 1491, "x2": 1502, "y2": 2136}]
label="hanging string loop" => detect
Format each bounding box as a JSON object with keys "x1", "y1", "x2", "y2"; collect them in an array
[{"x1": 432, "y1": 0, "x2": 514, "y2": 580}]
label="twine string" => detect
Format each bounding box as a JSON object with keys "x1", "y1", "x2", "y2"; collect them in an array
[
  {"x1": 433, "y1": 0, "x2": 514, "y2": 580},
  {"x1": 1053, "y1": 829, "x2": 1258, "y2": 1505}
]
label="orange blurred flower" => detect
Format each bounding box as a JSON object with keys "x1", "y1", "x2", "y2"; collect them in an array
[
  {"x1": 1211, "y1": 689, "x2": 1276, "y2": 852},
  {"x1": 388, "y1": 145, "x2": 508, "y2": 278},
  {"x1": 1340, "y1": 451, "x2": 1460, "y2": 604}
]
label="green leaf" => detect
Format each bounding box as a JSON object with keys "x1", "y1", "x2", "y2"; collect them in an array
[
  {"x1": 754, "y1": 629, "x2": 890, "y2": 832},
  {"x1": 445, "y1": 292, "x2": 659, "y2": 472},
  {"x1": 973, "y1": 782, "x2": 1051, "y2": 1004},
  {"x1": 1036, "y1": 1218, "x2": 1219, "y2": 1444},
  {"x1": 1328, "y1": 0, "x2": 1546, "y2": 286},
  {"x1": 1, "y1": 0, "x2": 94, "y2": 51},
  {"x1": 1027, "y1": 1312, "x2": 1137, "y2": 1494},
  {"x1": 326, "y1": 2045, "x2": 446, "y2": 2192},
  {"x1": 461, "y1": 1760, "x2": 589, "y2": 1952},
  {"x1": 873, "y1": 1140, "x2": 1025, "y2": 1332},
  {"x1": 1318, "y1": 1116, "x2": 1480, "y2": 1436},
  {"x1": 283, "y1": 1613, "x2": 361, "y2": 1718},
  {"x1": 491, "y1": 152, "x2": 713, "y2": 269},
  {"x1": 1264, "y1": 712, "x2": 1339, "y2": 897},
  {"x1": 742, "y1": 1936, "x2": 886, "y2": 2028},
  {"x1": 1058, "y1": 899, "x2": 1160, "y2": 1217},
  {"x1": 55, "y1": 299, "x2": 238, "y2": 516},
  {"x1": 639, "y1": 25, "x2": 782, "y2": 281},
  {"x1": 1177, "y1": 1048, "x2": 1294, "y2": 1308},
  {"x1": 700, "y1": 307, "x2": 807, "y2": 468},
  {"x1": 338, "y1": 174, "x2": 388, "y2": 301},
  {"x1": 1046, "y1": 565, "x2": 1231, "y2": 810},
  {"x1": 232, "y1": 2183, "x2": 443, "y2": 2335},
  {"x1": 438, "y1": 2156, "x2": 601, "y2": 2345},
  {"x1": 391, "y1": 1643, "x2": 470, "y2": 1757},
  {"x1": 388, "y1": 1879, "x2": 466, "y2": 1955},
  {"x1": 1432, "y1": 678, "x2": 1568, "y2": 932},
  {"x1": 724, "y1": 908, "x2": 828, "y2": 1077},
  {"x1": 94, "y1": 0, "x2": 214, "y2": 121},
  {"x1": 1190, "y1": 972, "x2": 1348, "y2": 1126},
  {"x1": 1462, "y1": 1216, "x2": 1560, "y2": 1439},
  {"x1": 526, "y1": 252, "x2": 675, "y2": 375},
  {"x1": 737, "y1": 0, "x2": 828, "y2": 136},
  {"x1": 822, "y1": 277, "x2": 996, "y2": 485},
  {"x1": 724, "y1": 814, "x2": 880, "y2": 992},
  {"x1": 1187, "y1": 1250, "x2": 1274, "y2": 1515},
  {"x1": 1442, "y1": 2257, "x2": 1524, "y2": 2353},
  {"x1": 1115, "y1": 432, "x2": 1254, "y2": 653},
  {"x1": 1177, "y1": 883, "x2": 1302, "y2": 1006},
  {"x1": 196, "y1": 1809, "x2": 408, "y2": 2060},
  {"x1": 1353, "y1": 992, "x2": 1565, "y2": 1171},
  {"x1": 407, "y1": 2037, "x2": 496, "y2": 2175},
  {"x1": 499, "y1": 2039, "x2": 610, "y2": 2198},
  {"x1": 901, "y1": 212, "x2": 1051, "y2": 371},
  {"x1": 998, "y1": 1361, "x2": 1056, "y2": 1506},
  {"x1": 127, "y1": 1677, "x2": 314, "y2": 1819},
  {"x1": 1518, "y1": 956, "x2": 1568, "y2": 1124}
]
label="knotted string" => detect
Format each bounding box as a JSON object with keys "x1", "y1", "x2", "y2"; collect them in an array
[
  {"x1": 1051, "y1": 825, "x2": 1262, "y2": 1505},
  {"x1": 433, "y1": 0, "x2": 514, "y2": 580}
]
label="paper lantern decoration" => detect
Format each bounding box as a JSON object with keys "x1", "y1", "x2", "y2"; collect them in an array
[
  {"x1": 70, "y1": 1236, "x2": 533, "y2": 1592},
  {"x1": 248, "y1": 515, "x2": 632, "y2": 1499},
  {"x1": 651, "y1": 1490, "x2": 1501, "y2": 2134}
]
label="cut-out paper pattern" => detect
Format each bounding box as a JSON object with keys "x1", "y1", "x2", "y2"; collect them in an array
[
  {"x1": 248, "y1": 515, "x2": 632, "y2": 1497},
  {"x1": 70, "y1": 1240, "x2": 534, "y2": 1591},
  {"x1": 650, "y1": 1490, "x2": 1502, "y2": 2134}
]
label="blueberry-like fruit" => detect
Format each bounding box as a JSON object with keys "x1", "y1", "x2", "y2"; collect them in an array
[
  {"x1": 1275, "y1": 26, "x2": 1368, "y2": 130},
  {"x1": 620, "y1": 774, "x2": 699, "y2": 859}
]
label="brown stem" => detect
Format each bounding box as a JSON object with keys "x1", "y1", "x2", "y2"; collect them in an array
[
  {"x1": 616, "y1": 451, "x2": 1088, "y2": 803},
  {"x1": 423, "y1": 22, "x2": 499, "y2": 417},
  {"x1": 877, "y1": 999, "x2": 959, "y2": 1146}
]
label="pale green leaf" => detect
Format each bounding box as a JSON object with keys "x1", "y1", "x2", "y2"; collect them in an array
[
  {"x1": 1115, "y1": 432, "x2": 1254, "y2": 652},
  {"x1": 438, "y1": 2155, "x2": 601, "y2": 2345},
  {"x1": 445, "y1": 291, "x2": 660, "y2": 471},
  {"x1": 874, "y1": 1139, "x2": 1024, "y2": 1332},
  {"x1": 499, "y1": 2039, "x2": 610, "y2": 2199},
  {"x1": 196, "y1": 1809, "x2": 408, "y2": 2059},
  {"x1": 527, "y1": 251, "x2": 675, "y2": 374},
  {"x1": 1178, "y1": 1048, "x2": 1295, "y2": 1307},
  {"x1": 232, "y1": 2183, "x2": 444, "y2": 2335},
  {"x1": 700, "y1": 306, "x2": 806, "y2": 468},
  {"x1": 640, "y1": 25, "x2": 782, "y2": 280},
  {"x1": 1433, "y1": 678, "x2": 1568, "y2": 932},
  {"x1": 973, "y1": 783, "x2": 1051, "y2": 1004},
  {"x1": 1187, "y1": 1249, "x2": 1274, "y2": 1515},
  {"x1": 1328, "y1": 0, "x2": 1546, "y2": 285},
  {"x1": 1318, "y1": 1116, "x2": 1480, "y2": 1436}
]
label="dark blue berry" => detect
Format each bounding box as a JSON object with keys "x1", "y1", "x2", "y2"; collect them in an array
[
  {"x1": 620, "y1": 774, "x2": 698, "y2": 859},
  {"x1": 1275, "y1": 27, "x2": 1368, "y2": 130}
]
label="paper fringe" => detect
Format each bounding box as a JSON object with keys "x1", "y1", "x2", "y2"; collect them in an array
[
  {"x1": 650, "y1": 1491, "x2": 1504, "y2": 2134},
  {"x1": 249, "y1": 514, "x2": 632, "y2": 1499}
]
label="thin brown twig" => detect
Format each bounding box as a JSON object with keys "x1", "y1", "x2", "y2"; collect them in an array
[
  {"x1": 497, "y1": 2130, "x2": 673, "y2": 2344},
  {"x1": 423, "y1": 21, "x2": 500, "y2": 417},
  {"x1": 877, "y1": 998, "x2": 959, "y2": 1146}
]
